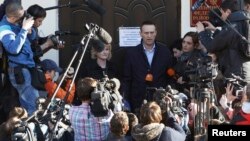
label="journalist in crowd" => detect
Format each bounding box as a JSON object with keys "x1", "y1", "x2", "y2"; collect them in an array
[
  {"x1": 27, "y1": 4, "x2": 64, "y2": 64},
  {"x1": 0, "y1": 2, "x2": 38, "y2": 115},
  {"x1": 106, "y1": 111, "x2": 130, "y2": 141},
  {"x1": 196, "y1": 0, "x2": 250, "y2": 83},
  {"x1": 218, "y1": 83, "x2": 250, "y2": 125},
  {"x1": 172, "y1": 31, "x2": 207, "y2": 92},
  {"x1": 69, "y1": 77, "x2": 113, "y2": 141},
  {"x1": 131, "y1": 101, "x2": 186, "y2": 141},
  {"x1": 0, "y1": 2, "x2": 61, "y2": 115},
  {"x1": 41, "y1": 59, "x2": 75, "y2": 104}
]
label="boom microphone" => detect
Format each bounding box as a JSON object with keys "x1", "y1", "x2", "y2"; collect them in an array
[
  {"x1": 44, "y1": 3, "x2": 79, "y2": 11},
  {"x1": 84, "y1": 0, "x2": 106, "y2": 15},
  {"x1": 55, "y1": 30, "x2": 80, "y2": 36},
  {"x1": 191, "y1": 0, "x2": 206, "y2": 12},
  {"x1": 85, "y1": 23, "x2": 112, "y2": 44},
  {"x1": 96, "y1": 27, "x2": 112, "y2": 44}
]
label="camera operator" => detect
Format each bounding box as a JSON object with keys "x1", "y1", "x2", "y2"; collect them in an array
[
  {"x1": 40, "y1": 59, "x2": 75, "y2": 104},
  {"x1": 231, "y1": 83, "x2": 250, "y2": 124},
  {"x1": 196, "y1": 0, "x2": 250, "y2": 83},
  {"x1": 69, "y1": 77, "x2": 113, "y2": 141},
  {"x1": 219, "y1": 82, "x2": 250, "y2": 125},
  {"x1": 0, "y1": 1, "x2": 39, "y2": 115},
  {"x1": 27, "y1": 4, "x2": 64, "y2": 64}
]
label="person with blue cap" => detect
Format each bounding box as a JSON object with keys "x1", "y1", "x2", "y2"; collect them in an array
[{"x1": 41, "y1": 59, "x2": 75, "y2": 104}]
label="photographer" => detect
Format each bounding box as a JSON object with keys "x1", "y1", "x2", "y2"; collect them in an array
[
  {"x1": 41, "y1": 59, "x2": 75, "y2": 104},
  {"x1": 219, "y1": 83, "x2": 250, "y2": 125},
  {"x1": 0, "y1": 1, "x2": 38, "y2": 115},
  {"x1": 27, "y1": 4, "x2": 64, "y2": 63},
  {"x1": 196, "y1": 0, "x2": 250, "y2": 83},
  {"x1": 231, "y1": 83, "x2": 250, "y2": 124},
  {"x1": 69, "y1": 77, "x2": 113, "y2": 141}
]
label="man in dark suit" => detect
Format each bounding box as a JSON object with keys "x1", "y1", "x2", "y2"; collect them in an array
[{"x1": 122, "y1": 20, "x2": 173, "y2": 113}]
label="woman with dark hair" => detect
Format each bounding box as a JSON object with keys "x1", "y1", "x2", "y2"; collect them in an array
[{"x1": 173, "y1": 31, "x2": 207, "y2": 92}]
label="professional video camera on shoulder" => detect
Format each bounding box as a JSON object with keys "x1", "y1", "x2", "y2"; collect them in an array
[{"x1": 90, "y1": 75, "x2": 123, "y2": 117}]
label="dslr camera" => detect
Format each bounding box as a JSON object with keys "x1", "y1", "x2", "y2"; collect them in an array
[{"x1": 48, "y1": 35, "x2": 61, "y2": 46}]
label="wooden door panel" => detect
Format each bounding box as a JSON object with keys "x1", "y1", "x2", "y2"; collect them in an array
[{"x1": 59, "y1": 0, "x2": 180, "y2": 75}]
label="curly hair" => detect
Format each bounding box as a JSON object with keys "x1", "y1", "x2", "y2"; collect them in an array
[{"x1": 110, "y1": 111, "x2": 129, "y2": 136}]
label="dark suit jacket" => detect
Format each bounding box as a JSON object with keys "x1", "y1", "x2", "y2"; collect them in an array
[{"x1": 122, "y1": 42, "x2": 173, "y2": 111}]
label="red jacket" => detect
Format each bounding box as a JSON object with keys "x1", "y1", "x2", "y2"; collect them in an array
[{"x1": 44, "y1": 74, "x2": 75, "y2": 103}]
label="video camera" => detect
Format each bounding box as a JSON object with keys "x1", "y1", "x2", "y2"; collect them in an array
[
  {"x1": 185, "y1": 56, "x2": 217, "y2": 85},
  {"x1": 90, "y1": 76, "x2": 123, "y2": 117},
  {"x1": 146, "y1": 86, "x2": 188, "y2": 116}
]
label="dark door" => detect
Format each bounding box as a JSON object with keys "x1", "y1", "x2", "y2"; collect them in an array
[{"x1": 58, "y1": 0, "x2": 181, "y2": 76}]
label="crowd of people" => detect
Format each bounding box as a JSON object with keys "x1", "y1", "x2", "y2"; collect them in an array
[{"x1": 1, "y1": 0, "x2": 250, "y2": 141}]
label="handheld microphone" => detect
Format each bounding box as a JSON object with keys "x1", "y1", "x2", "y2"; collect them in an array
[
  {"x1": 191, "y1": 0, "x2": 206, "y2": 12},
  {"x1": 166, "y1": 68, "x2": 179, "y2": 80},
  {"x1": 84, "y1": 0, "x2": 106, "y2": 15}
]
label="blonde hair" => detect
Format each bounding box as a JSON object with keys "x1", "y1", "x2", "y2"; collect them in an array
[
  {"x1": 140, "y1": 102, "x2": 162, "y2": 125},
  {"x1": 91, "y1": 43, "x2": 112, "y2": 60},
  {"x1": 110, "y1": 111, "x2": 129, "y2": 136}
]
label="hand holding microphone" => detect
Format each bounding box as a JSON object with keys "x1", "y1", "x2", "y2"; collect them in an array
[
  {"x1": 166, "y1": 68, "x2": 186, "y2": 84},
  {"x1": 166, "y1": 68, "x2": 180, "y2": 80}
]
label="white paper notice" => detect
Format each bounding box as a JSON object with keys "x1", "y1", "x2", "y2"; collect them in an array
[{"x1": 119, "y1": 27, "x2": 141, "y2": 47}]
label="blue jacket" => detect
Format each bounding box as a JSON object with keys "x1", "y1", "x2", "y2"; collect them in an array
[{"x1": 0, "y1": 15, "x2": 36, "y2": 68}]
